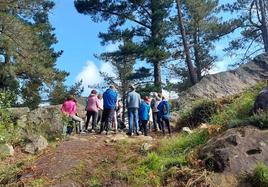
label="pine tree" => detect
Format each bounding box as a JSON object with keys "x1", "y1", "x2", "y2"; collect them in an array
[
  {"x1": 0, "y1": 0, "x2": 68, "y2": 108},
  {"x1": 74, "y1": 0, "x2": 173, "y2": 91},
  {"x1": 173, "y1": 0, "x2": 241, "y2": 87},
  {"x1": 222, "y1": 0, "x2": 268, "y2": 60}
]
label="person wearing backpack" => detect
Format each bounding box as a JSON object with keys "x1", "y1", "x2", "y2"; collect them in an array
[
  {"x1": 150, "y1": 92, "x2": 161, "y2": 131},
  {"x1": 85, "y1": 89, "x2": 101, "y2": 132},
  {"x1": 157, "y1": 95, "x2": 171, "y2": 135}
]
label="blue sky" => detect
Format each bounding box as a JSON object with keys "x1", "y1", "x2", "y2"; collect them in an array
[
  {"x1": 49, "y1": 0, "x2": 115, "y2": 94},
  {"x1": 49, "y1": 0, "x2": 237, "y2": 96}
]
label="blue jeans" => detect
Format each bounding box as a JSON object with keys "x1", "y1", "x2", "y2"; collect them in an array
[{"x1": 128, "y1": 108, "x2": 139, "y2": 133}]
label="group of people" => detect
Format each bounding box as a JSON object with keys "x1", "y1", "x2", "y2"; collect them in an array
[{"x1": 61, "y1": 84, "x2": 171, "y2": 136}]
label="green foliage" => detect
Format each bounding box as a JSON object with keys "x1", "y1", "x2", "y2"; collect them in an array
[
  {"x1": 0, "y1": 155, "x2": 35, "y2": 185},
  {"x1": 178, "y1": 100, "x2": 219, "y2": 128},
  {"x1": 249, "y1": 162, "x2": 268, "y2": 187},
  {"x1": 75, "y1": 0, "x2": 173, "y2": 90},
  {"x1": 0, "y1": 0, "x2": 68, "y2": 108},
  {"x1": 0, "y1": 89, "x2": 16, "y2": 109},
  {"x1": 210, "y1": 82, "x2": 266, "y2": 127},
  {"x1": 87, "y1": 177, "x2": 102, "y2": 187},
  {"x1": 0, "y1": 162, "x2": 21, "y2": 185},
  {"x1": 49, "y1": 80, "x2": 84, "y2": 105},
  {"x1": 130, "y1": 130, "x2": 210, "y2": 186},
  {"x1": 0, "y1": 90, "x2": 21, "y2": 145},
  {"x1": 28, "y1": 178, "x2": 49, "y2": 187},
  {"x1": 222, "y1": 0, "x2": 268, "y2": 59}
]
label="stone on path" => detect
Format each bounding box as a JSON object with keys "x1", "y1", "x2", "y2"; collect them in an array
[
  {"x1": 182, "y1": 127, "x2": 193, "y2": 134},
  {"x1": 0, "y1": 144, "x2": 14, "y2": 156},
  {"x1": 24, "y1": 135, "x2": 48, "y2": 154}
]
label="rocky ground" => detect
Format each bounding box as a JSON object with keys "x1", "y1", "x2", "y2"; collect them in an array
[{"x1": 1, "y1": 132, "x2": 158, "y2": 186}]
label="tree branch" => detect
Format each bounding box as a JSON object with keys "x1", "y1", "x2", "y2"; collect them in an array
[{"x1": 90, "y1": 6, "x2": 151, "y2": 29}]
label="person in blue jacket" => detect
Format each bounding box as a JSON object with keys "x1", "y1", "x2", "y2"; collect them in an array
[
  {"x1": 139, "y1": 96, "x2": 151, "y2": 136},
  {"x1": 157, "y1": 95, "x2": 171, "y2": 135},
  {"x1": 100, "y1": 85, "x2": 117, "y2": 134}
]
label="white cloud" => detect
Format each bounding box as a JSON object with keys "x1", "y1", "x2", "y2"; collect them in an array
[
  {"x1": 100, "y1": 62, "x2": 115, "y2": 77},
  {"x1": 209, "y1": 56, "x2": 236, "y2": 74},
  {"x1": 75, "y1": 61, "x2": 114, "y2": 96}
]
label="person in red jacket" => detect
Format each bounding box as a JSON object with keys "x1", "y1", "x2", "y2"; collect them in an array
[{"x1": 85, "y1": 89, "x2": 101, "y2": 132}]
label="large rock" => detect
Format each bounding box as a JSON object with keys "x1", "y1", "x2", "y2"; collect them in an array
[
  {"x1": 253, "y1": 86, "x2": 268, "y2": 113},
  {"x1": 6, "y1": 105, "x2": 66, "y2": 141},
  {"x1": 7, "y1": 107, "x2": 30, "y2": 119},
  {"x1": 178, "y1": 53, "x2": 268, "y2": 110},
  {"x1": 0, "y1": 144, "x2": 14, "y2": 156},
  {"x1": 199, "y1": 126, "x2": 268, "y2": 174},
  {"x1": 24, "y1": 135, "x2": 48, "y2": 154}
]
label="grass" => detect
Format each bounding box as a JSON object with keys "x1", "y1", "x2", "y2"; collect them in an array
[
  {"x1": 128, "y1": 129, "x2": 210, "y2": 186},
  {"x1": 248, "y1": 162, "x2": 268, "y2": 187},
  {"x1": 28, "y1": 178, "x2": 49, "y2": 187},
  {"x1": 0, "y1": 155, "x2": 35, "y2": 185},
  {"x1": 210, "y1": 82, "x2": 267, "y2": 128}
]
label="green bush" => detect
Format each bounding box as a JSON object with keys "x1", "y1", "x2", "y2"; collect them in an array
[
  {"x1": 178, "y1": 100, "x2": 219, "y2": 128},
  {"x1": 249, "y1": 162, "x2": 268, "y2": 187},
  {"x1": 0, "y1": 90, "x2": 21, "y2": 145}
]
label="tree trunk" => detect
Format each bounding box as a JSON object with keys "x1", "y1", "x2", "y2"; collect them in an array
[
  {"x1": 4, "y1": 47, "x2": 10, "y2": 64},
  {"x1": 193, "y1": 28, "x2": 202, "y2": 80},
  {"x1": 259, "y1": 0, "x2": 268, "y2": 52},
  {"x1": 176, "y1": 0, "x2": 198, "y2": 85},
  {"x1": 151, "y1": 0, "x2": 162, "y2": 92},
  {"x1": 153, "y1": 60, "x2": 161, "y2": 92}
]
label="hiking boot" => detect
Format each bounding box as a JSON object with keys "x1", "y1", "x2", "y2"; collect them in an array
[
  {"x1": 90, "y1": 129, "x2": 95, "y2": 133},
  {"x1": 80, "y1": 131, "x2": 86, "y2": 134},
  {"x1": 106, "y1": 131, "x2": 112, "y2": 135},
  {"x1": 101, "y1": 130, "x2": 107, "y2": 135}
]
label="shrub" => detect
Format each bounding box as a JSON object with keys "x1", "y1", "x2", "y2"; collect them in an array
[
  {"x1": 178, "y1": 100, "x2": 219, "y2": 128},
  {"x1": 0, "y1": 90, "x2": 22, "y2": 145}
]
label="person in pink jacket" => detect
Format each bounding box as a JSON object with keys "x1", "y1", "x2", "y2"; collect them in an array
[
  {"x1": 61, "y1": 95, "x2": 85, "y2": 133},
  {"x1": 85, "y1": 89, "x2": 101, "y2": 132}
]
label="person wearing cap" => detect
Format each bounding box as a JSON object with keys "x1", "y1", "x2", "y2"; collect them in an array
[
  {"x1": 85, "y1": 89, "x2": 101, "y2": 132},
  {"x1": 139, "y1": 96, "x2": 151, "y2": 136},
  {"x1": 61, "y1": 95, "x2": 85, "y2": 134},
  {"x1": 100, "y1": 85, "x2": 118, "y2": 134},
  {"x1": 157, "y1": 95, "x2": 171, "y2": 135},
  {"x1": 127, "y1": 84, "x2": 141, "y2": 136}
]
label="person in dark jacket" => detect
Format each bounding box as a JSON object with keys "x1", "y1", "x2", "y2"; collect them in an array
[
  {"x1": 139, "y1": 96, "x2": 151, "y2": 136},
  {"x1": 127, "y1": 84, "x2": 141, "y2": 136},
  {"x1": 157, "y1": 95, "x2": 171, "y2": 135},
  {"x1": 100, "y1": 85, "x2": 117, "y2": 134}
]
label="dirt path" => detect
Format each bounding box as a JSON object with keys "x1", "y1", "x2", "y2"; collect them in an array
[{"x1": 18, "y1": 133, "x2": 154, "y2": 186}]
